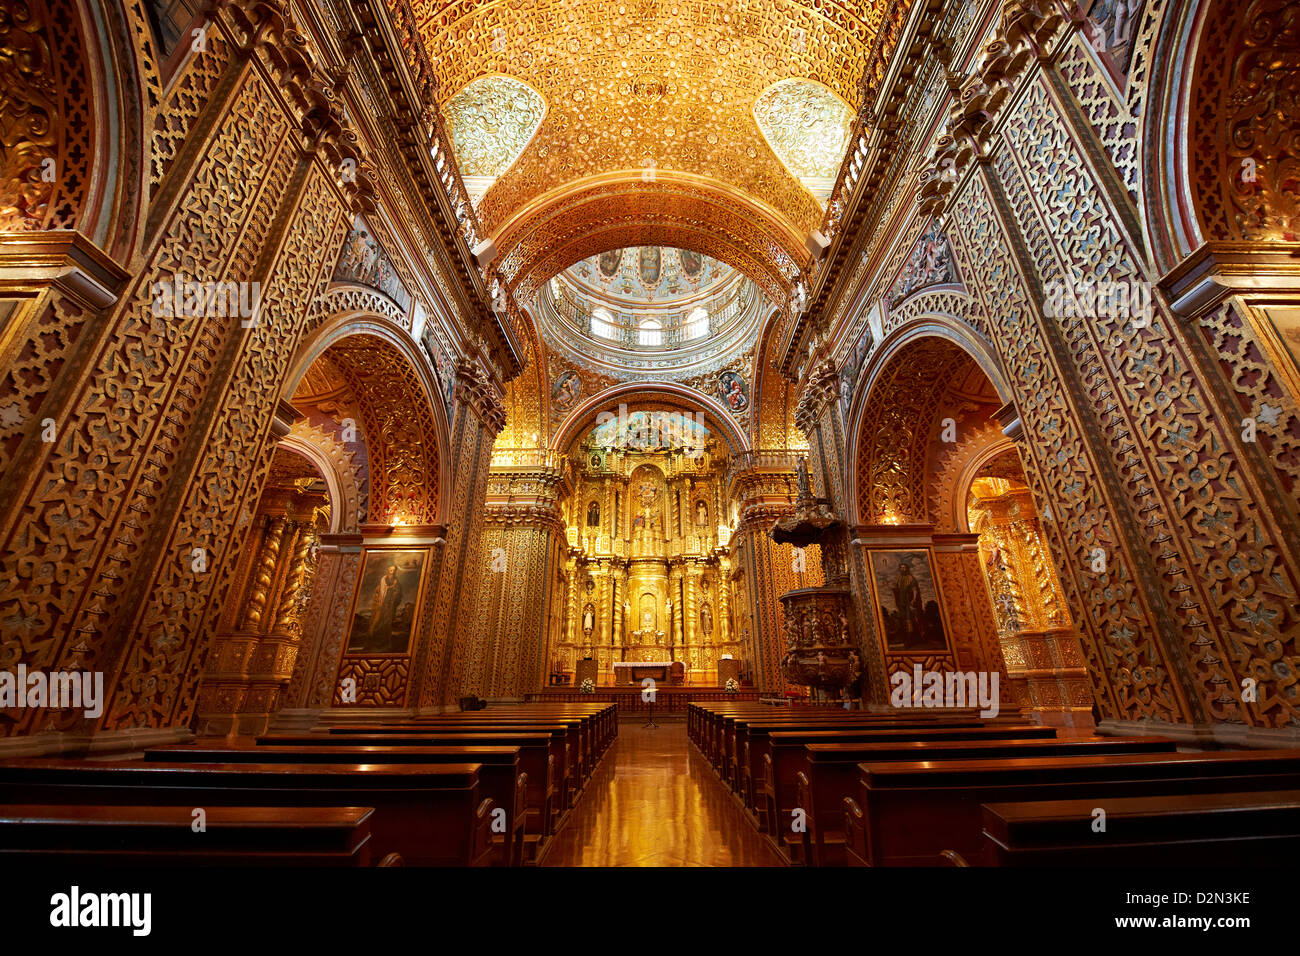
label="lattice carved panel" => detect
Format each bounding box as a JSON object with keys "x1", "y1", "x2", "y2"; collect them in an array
[
  {"x1": 1189, "y1": 0, "x2": 1300, "y2": 242},
  {"x1": 107, "y1": 161, "x2": 350, "y2": 730},
  {"x1": 0, "y1": 0, "x2": 96, "y2": 231},
  {"x1": 0, "y1": 71, "x2": 296, "y2": 736},
  {"x1": 999, "y1": 77, "x2": 1300, "y2": 727},
  {"x1": 946, "y1": 168, "x2": 1180, "y2": 723}
]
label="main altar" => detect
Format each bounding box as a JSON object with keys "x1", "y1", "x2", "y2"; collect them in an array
[{"x1": 547, "y1": 413, "x2": 746, "y2": 685}]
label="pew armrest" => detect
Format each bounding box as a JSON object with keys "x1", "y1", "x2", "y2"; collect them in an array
[
  {"x1": 940, "y1": 849, "x2": 970, "y2": 867},
  {"x1": 473, "y1": 798, "x2": 496, "y2": 867},
  {"x1": 377, "y1": 852, "x2": 404, "y2": 867},
  {"x1": 843, "y1": 797, "x2": 867, "y2": 866}
]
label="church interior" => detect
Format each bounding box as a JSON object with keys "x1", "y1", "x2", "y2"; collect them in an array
[{"x1": 1, "y1": 0, "x2": 1300, "y2": 893}]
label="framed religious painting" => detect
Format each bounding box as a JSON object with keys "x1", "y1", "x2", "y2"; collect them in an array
[
  {"x1": 867, "y1": 549, "x2": 951, "y2": 654},
  {"x1": 343, "y1": 549, "x2": 428, "y2": 656}
]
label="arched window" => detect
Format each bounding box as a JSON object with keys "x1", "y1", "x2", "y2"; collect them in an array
[
  {"x1": 591, "y1": 307, "x2": 617, "y2": 339},
  {"x1": 685, "y1": 307, "x2": 709, "y2": 340},
  {"x1": 639, "y1": 319, "x2": 662, "y2": 347}
]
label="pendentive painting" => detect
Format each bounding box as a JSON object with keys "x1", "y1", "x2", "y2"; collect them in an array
[
  {"x1": 344, "y1": 549, "x2": 427, "y2": 655},
  {"x1": 1080, "y1": 0, "x2": 1144, "y2": 80},
  {"x1": 868, "y1": 549, "x2": 949, "y2": 653}
]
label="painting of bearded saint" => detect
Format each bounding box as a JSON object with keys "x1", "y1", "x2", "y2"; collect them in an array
[
  {"x1": 679, "y1": 249, "x2": 703, "y2": 277},
  {"x1": 869, "y1": 550, "x2": 948, "y2": 652},
  {"x1": 345, "y1": 550, "x2": 426, "y2": 654}
]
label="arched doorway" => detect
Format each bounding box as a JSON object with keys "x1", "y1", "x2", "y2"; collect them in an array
[
  {"x1": 851, "y1": 332, "x2": 1096, "y2": 725},
  {"x1": 197, "y1": 327, "x2": 445, "y2": 731}
]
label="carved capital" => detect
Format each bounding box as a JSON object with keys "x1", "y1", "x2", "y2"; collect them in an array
[
  {"x1": 454, "y1": 358, "x2": 507, "y2": 435},
  {"x1": 795, "y1": 360, "x2": 840, "y2": 434}
]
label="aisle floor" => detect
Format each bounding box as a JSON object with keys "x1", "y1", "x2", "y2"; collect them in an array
[{"x1": 541, "y1": 720, "x2": 785, "y2": 866}]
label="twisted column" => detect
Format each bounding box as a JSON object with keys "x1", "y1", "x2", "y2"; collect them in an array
[{"x1": 239, "y1": 516, "x2": 287, "y2": 631}]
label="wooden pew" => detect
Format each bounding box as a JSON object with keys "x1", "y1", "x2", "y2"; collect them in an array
[
  {"x1": 844, "y1": 749, "x2": 1300, "y2": 866},
  {"x1": 723, "y1": 712, "x2": 1021, "y2": 785},
  {"x1": 0, "y1": 760, "x2": 494, "y2": 866},
  {"x1": 797, "y1": 736, "x2": 1177, "y2": 865},
  {"x1": 981, "y1": 790, "x2": 1300, "y2": 866},
  {"x1": 259, "y1": 732, "x2": 557, "y2": 845},
  {"x1": 147, "y1": 743, "x2": 526, "y2": 866},
  {"x1": 333, "y1": 722, "x2": 583, "y2": 803},
  {"x1": 0, "y1": 805, "x2": 381, "y2": 866},
  {"x1": 747, "y1": 723, "x2": 1057, "y2": 827}
]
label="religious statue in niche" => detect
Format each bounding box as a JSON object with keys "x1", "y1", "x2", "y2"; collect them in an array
[
  {"x1": 633, "y1": 482, "x2": 659, "y2": 537},
  {"x1": 700, "y1": 601, "x2": 714, "y2": 637},
  {"x1": 717, "y1": 370, "x2": 748, "y2": 412},
  {"x1": 639, "y1": 594, "x2": 656, "y2": 632},
  {"x1": 694, "y1": 499, "x2": 709, "y2": 527},
  {"x1": 582, "y1": 602, "x2": 595, "y2": 636},
  {"x1": 552, "y1": 369, "x2": 581, "y2": 411},
  {"x1": 587, "y1": 500, "x2": 600, "y2": 527}
]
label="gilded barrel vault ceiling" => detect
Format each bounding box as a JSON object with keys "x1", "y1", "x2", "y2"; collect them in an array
[{"x1": 401, "y1": 0, "x2": 887, "y2": 296}]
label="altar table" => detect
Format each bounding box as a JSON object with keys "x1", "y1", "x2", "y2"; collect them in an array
[{"x1": 613, "y1": 661, "x2": 672, "y2": 683}]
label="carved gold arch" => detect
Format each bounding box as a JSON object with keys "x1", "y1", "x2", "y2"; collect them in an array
[
  {"x1": 496, "y1": 173, "x2": 807, "y2": 302},
  {"x1": 550, "y1": 382, "x2": 751, "y2": 456},
  {"x1": 280, "y1": 422, "x2": 365, "y2": 534},
  {"x1": 850, "y1": 326, "x2": 1013, "y2": 527},
  {"x1": 285, "y1": 310, "x2": 450, "y2": 526}
]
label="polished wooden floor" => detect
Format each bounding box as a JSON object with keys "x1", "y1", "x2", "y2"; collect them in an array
[{"x1": 542, "y1": 720, "x2": 784, "y2": 866}]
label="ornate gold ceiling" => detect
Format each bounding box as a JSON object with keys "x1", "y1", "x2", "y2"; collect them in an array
[{"x1": 404, "y1": 0, "x2": 885, "y2": 297}]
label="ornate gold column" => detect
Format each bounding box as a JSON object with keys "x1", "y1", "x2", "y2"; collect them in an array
[
  {"x1": 415, "y1": 359, "x2": 507, "y2": 709},
  {"x1": 469, "y1": 451, "x2": 569, "y2": 698},
  {"x1": 726, "y1": 452, "x2": 822, "y2": 692},
  {"x1": 970, "y1": 481, "x2": 1092, "y2": 727},
  {"x1": 240, "y1": 515, "x2": 289, "y2": 631}
]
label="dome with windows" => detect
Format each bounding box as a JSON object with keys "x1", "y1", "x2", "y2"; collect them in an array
[{"x1": 534, "y1": 247, "x2": 770, "y2": 378}]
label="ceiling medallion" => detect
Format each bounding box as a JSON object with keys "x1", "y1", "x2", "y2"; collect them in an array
[{"x1": 632, "y1": 73, "x2": 667, "y2": 104}]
